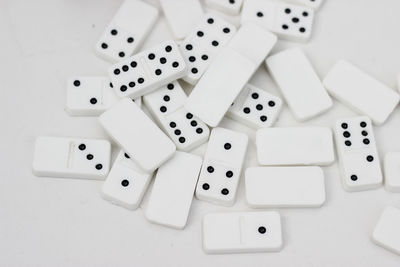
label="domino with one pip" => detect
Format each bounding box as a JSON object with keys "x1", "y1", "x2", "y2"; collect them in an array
[
  {"x1": 101, "y1": 150, "x2": 153, "y2": 210},
  {"x1": 383, "y1": 152, "x2": 400, "y2": 192},
  {"x1": 99, "y1": 98, "x2": 176, "y2": 173},
  {"x1": 266, "y1": 48, "x2": 332, "y2": 121},
  {"x1": 256, "y1": 127, "x2": 334, "y2": 166},
  {"x1": 195, "y1": 128, "x2": 248, "y2": 206},
  {"x1": 202, "y1": 211, "x2": 283, "y2": 254},
  {"x1": 32, "y1": 136, "x2": 111, "y2": 180},
  {"x1": 160, "y1": 0, "x2": 204, "y2": 39},
  {"x1": 95, "y1": 0, "x2": 158, "y2": 62},
  {"x1": 245, "y1": 167, "x2": 326, "y2": 208},
  {"x1": 205, "y1": 0, "x2": 244, "y2": 15},
  {"x1": 185, "y1": 23, "x2": 277, "y2": 127},
  {"x1": 334, "y1": 116, "x2": 382, "y2": 191},
  {"x1": 372, "y1": 206, "x2": 400, "y2": 255},
  {"x1": 143, "y1": 81, "x2": 209, "y2": 152},
  {"x1": 241, "y1": 0, "x2": 314, "y2": 42},
  {"x1": 109, "y1": 40, "x2": 187, "y2": 98},
  {"x1": 323, "y1": 60, "x2": 400, "y2": 125},
  {"x1": 145, "y1": 151, "x2": 202, "y2": 229}
]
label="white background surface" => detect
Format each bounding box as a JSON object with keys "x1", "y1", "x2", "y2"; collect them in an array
[{"x1": 1, "y1": 0, "x2": 400, "y2": 266}]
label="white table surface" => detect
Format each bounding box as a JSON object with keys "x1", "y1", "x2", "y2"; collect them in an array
[{"x1": 1, "y1": 0, "x2": 400, "y2": 266}]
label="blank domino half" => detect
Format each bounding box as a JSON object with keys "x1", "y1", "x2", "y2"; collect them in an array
[
  {"x1": 101, "y1": 150, "x2": 153, "y2": 210},
  {"x1": 160, "y1": 0, "x2": 204, "y2": 39},
  {"x1": 32, "y1": 136, "x2": 111, "y2": 180},
  {"x1": 372, "y1": 206, "x2": 400, "y2": 255},
  {"x1": 185, "y1": 24, "x2": 277, "y2": 127},
  {"x1": 256, "y1": 127, "x2": 334, "y2": 166},
  {"x1": 245, "y1": 167, "x2": 326, "y2": 208},
  {"x1": 334, "y1": 116, "x2": 382, "y2": 192},
  {"x1": 266, "y1": 48, "x2": 332, "y2": 121},
  {"x1": 323, "y1": 60, "x2": 400, "y2": 125},
  {"x1": 99, "y1": 98, "x2": 176, "y2": 172},
  {"x1": 383, "y1": 152, "x2": 400, "y2": 192},
  {"x1": 145, "y1": 151, "x2": 202, "y2": 229},
  {"x1": 95, "y1": 0, "x2": 158, "y2": 62},
  {"x1": 202, "y1": 211, "x2": 283, "y2": 254}
]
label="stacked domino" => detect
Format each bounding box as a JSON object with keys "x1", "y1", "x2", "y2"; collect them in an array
[{"x1": 32, "y1": 0, "x2": 400, "y2": 256}]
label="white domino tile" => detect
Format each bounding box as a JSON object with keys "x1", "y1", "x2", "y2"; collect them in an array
[
  {"x1": 101, "y1": 150, "x2": 153, "y2": 210},
  {"x1": 99, "y1": 98, "x2": 176, "y2": 173},
  {"x1": 241, "y1": 0, "x2": 314, "y2": 42},
  {"x1": 334, "y1": 116, "x2": 383, "y2": 191},
  {"x1": 143, "y1": 81, "x2": 210, "y2": 151},
  {"x1": 372, "y1": 206, "x2": 400, "y2": 255},
  {"x1": 383, "y1": 152, "x2": 400, "y2": 192},
  {"x1": 160, "y1": 0, "x2": 204, "y2": 39},
  {"x1": 108, "y1": 40, "x2": 187, "y2": 98},
  {"x1": 145, "y1": 151, "x2": 202, "y2": 229},
  {"x1": 185, "y1": 24, "x2": 277, "y2": 127},
  {"x1": 195, "y1": 128, "x2": 248, "y2": 206},
  {"x1": 227, "y1": 84, "x2": 282, "y2": 129},
  {"x1": 245, "y1": 167, "x2": 326, "y2": 208},
  {"x1": 266, "y1": 48, "x2": 332, "y2": 121},
  {"x1": 180, "y1": 13, "x2": 237, "y2": 85},
  {"x1": 323, "y1": 60, "x2": 400, "y2": 125},
  {"x1": 202, "y1": 211, "x2": 283, "y2": 254},
  {"x1": 256, "y1": 127, "x2": 334, "y2": 166},
  {"x1": 32, "y1": 136, "x2": 111, "y2": 180},
  {"x1": 205, "y1": 0, "x2": 244, "y2": 15},
  {"x1": 95, "y1": 0, "x2": 158, "y2": 62}
]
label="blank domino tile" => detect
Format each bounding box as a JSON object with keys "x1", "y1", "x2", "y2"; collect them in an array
[
  {"x1": 185, "y1": 24, "x2": 277, "y2": 127},
  {"x1": 372, "y1": 206, "x2": 400, "y2": 255},
  {"x1": 32, "y1": 136, "x2": 111, "y2": 180},
  {"x1": 99, "y1": 98, "x2": 176, "y2": 172},
  {"x1": 195, "y1": 127, "x2": 248, "y2": 206},
  {"x1": 266, "y1": 48, "x2": 332, "y2": 121},
  {"x1": 227, "y1": 84, "x2": 283, "y2": 129},
  {"x1": 108, "y1": 40, "x2": 187, "y2": 99},
  {"x1": 205, "y1": 0, "x2": 243, "y2": 15},
  {"x1": 245, "y1": 167, "x2": 326, "y2": 208},
  {"x1": 241, "y1": 0, "x2": 314, "y2": 42},
  {"x1": 334, "y1": 116, "x2": 383, "y2": 191},
  {"x1": 256, "y1": 127, "x2": 334, "y2": 166},
  {"x1": 95, "y1": 0, "x2": 158, "y2": 62},
  {"x1": 323, "y1": 60, "x2": 400, "y2": 125},
  {"x1": 145, "y1": 152, "x2": 202, "y2": 229},
  {"x1": 202, "y1": 211, "x2": 283, "y2": 254},
  {"x1": 384, "y1": 152, "x2": 400, "y2": 192},
  {"x1": 101, "y1": 150, "x2": 153, "y2": 210},
  {"x1": 160, "y1": 0, "x2": 204, "y2": 39}
]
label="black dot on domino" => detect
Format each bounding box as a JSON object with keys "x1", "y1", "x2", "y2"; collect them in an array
[
  {"x1": 224, "y1": 143, "x2": 232, "y2": 150},
  {"x1": 169, "y1": 122, "x2": 176, "y2": 128},
  {"x1": 122, "y1": 65, "x2": 129, "y2": 72},
  {"x1": 226, "y1": 171, "x2": 233, "y2": 178},
  {"x1": 223, "y1": 28, "x2": 230, "y2": 34},
  {"x1": 124, "y1": 153, "x2": 130, "y2": 158},
  {"x1": 90, "y1": 98, "x2": 97, "y2": 105},
  {"x1": 207, "y1": 166, "x2": 214, "y2": 173},
  {"x1": 260, "y1": 115, "x2": 267, "y2": 122},
  {"x1": 179, "y1": 137, "x2": 186, "y2": 143},
  {"x1": 186, "y1": 113, "x2": 193, "y2": 119},
  {"x1": 360, "y1": 121, "x2": 367, "y2": 127},
  {"x1": 86, "y1": 154, "x2": 93, "y2": 160},
  {"x1": 268, "y1": 101, "x2": 275, "y2": 107},
  {"x1": 341, "y1": 123, "x2": 348, "y2": 129},
  {"x1": 197, "y1": 31, "x2": 204, "y2": 37},
  {"x1": 127, "y1": 37, "x2": 134, "y2": 43},
  {"x1": 78, "y1": 144, "x2": 86, "y2": 150},
  {"x1": 252, "y1": 93, "x2": 259, "y2": 99},
  {"x1": 258, "y1": 226, "x2": 266, "y2": 234},
  {"x1": 196, "y1": 128, "x2": 203, "y2": 134},
  {"x1": 243, "y1": 107, "x2": 251, "y2": 114},
  {"x1": 160, "y1": 57, "x2": 167, "y2": 64},
  {"x1": 256, "y1": 104, "x2": 263, "y2": 111},
  {"x1": 366, "y1": 155, "x2": 374, "y2": 162},
  {"x1": 174, "y1": 129, "x2": 181, "y2": 135},
  {"x1": 190, "y1": 120, "x2": 197, "y2": 127},
  {"x1": 167, "y1": 83, "x2": 174, "y2": 90},
  {"x1": 343, "y1": 131, "x2": 350, "y2": 138},
  {"x1": 101, "y1": 43, "x2": 108, "y2": 49},
  {"x1": 351, "y1": 175, "x2": 358, "y2": 181},
  {"x1": 121, "y1": 179, "x2": 129, "y2": 187},
  {"x1": 221, "y1": 188, "x2": 229, "y2": 195},
  {"x1": 191, "y1": 68, "x2": 198, "y2": 74},
  {"x1": 155, "y1": 69, "x2": 162, "y2": 75},
  {"x1": 120, "y1": 85, "x2": 127, "y2": 92},
  {"x1": 163, "y1": 95, "x2": 170, "y2": 102},
  {"x1": 119, "y1": 52, "x2": 125, "y2": 58},
  {"x1": 202, "y1": 183, "x2": 210, "y2": 190},
  {"x1": 111, "y1": 29, "x2": 117, "y2": 35},
  {"x1": 172, "y1": 62, "x2": 179, "y2": 68},
  {"x1": 148, "y1": 53, "x2": 155, "y2": 60},
  {"x1": 207, "y1": 18, "x2": 214, "y2": 24},
  {"x1": 202, "y1": 55, "x2": 208, "y2": 60},
  {"x1": 189, "y1": 56, "x2": 196, "y2": 62},
  {"x1": 95, "y1": 164, "x2": 103, "y2": 170},
  {"x1": 257, "y1": 11, "x2": 263, "y2": 17},
  {"x1": 73, "y1": 80, "x2": 80, "y2": 87},
  {"x1": 160, "y1": 106, "x2": 167, "y2": 113}
]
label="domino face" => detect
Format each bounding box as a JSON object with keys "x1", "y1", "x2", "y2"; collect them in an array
[
  {"x1": 241, "y1": 0, "x2": 314, "y2": 42},
  {"x1": 99, "y1": 98, "x2": 176, "y2": 172},
  {"x1": 323, "y1": 60, "x2": 400, "y2": 125},
  {"x1": 256, "y1": 127, "x2": 334, "y2": 166},
  {"x1": 334, "y1": 116, "x2": 383, "y2": 191},
  {"x1": 195, "y1": 128, "x2": 248, "y2": 206},
  {"x1": 95, "y1": 0, "x2": 158, "y2": 62},
  {"x1": 180, "y1": 14, "x2": 237, "y2": 85},
  {"x1": 245, "y1": 167, "x2": 326, "y2": 208},
  {"x1": 32, "y1": 136, "x2": 111, "y2": 180},
  {"x1": 101, "y1": 150, "x2": 153, "y2": 210},
  {"x1": 108, "y1": 40, "x2": 187, "y2": 98},
  {"x1": 227, "y1": 84, "x2": 282, "y2": 129},
  {"x1": 185, "y1": 24, "x2": 277, "y2": 127},
  {"x1": 145, "y1": 152, "x2": 202, "y2": 229},
  {"x1": 205, "y1": 0, "x2": 244, "y2": 15},
  {"x1": 202, "y1": 211, "x2": 283, "y2": 254},
  {"x1": 143, "y1": 81, "x2": 209, "y2": 152},
  {"x1": 383, "y1": 152, "x2": 400, "y2": 192},
  {"x1": 372, "y1": 206, "x2": 400, "y2": 255},
  {"x1": 266, "y1": 48, "x2": 332, "y2": 121},
  {"x1": 160, "y1": 0, "x2": 204, "y2": 39}
]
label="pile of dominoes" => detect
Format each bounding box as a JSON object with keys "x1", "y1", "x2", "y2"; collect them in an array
[{"x1": 31, "y1": 0, "x2": 400, "y2": 255}]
